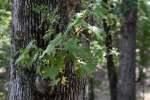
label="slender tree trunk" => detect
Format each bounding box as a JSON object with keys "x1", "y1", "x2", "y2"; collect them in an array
[
  {"x1": 102, "y1": 0, "x2": 118, "y2": 100},
  {"x1": 10, "y1": 0, "x2": 85, "y2": 100},
  {"x1": 117, "y1": 0, "x2": 137, "y2": 100},
  {"x1": 86, "y1": 1, "x2": 95, "y2": 100},
  {"x1": 103, "y1": 20, "x2": 118, "y2": 100}
]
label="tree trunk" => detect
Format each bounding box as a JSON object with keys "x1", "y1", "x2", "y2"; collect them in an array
[
  {"x1": 102, "y1": 0, "x2": 118, "y2": 100},
  {"x1": 117, "y1": 0, "x2": 137, "y2": 100},
  {"x1": 10, "y1": 0, "x2": 85, "y2": 100},
  {"x1": 86, "y1": 1, "x2": 95, "y2": 99},
  {"x1": 10, "y1": 0, "x2": 50, "y2": 100},
  {"x1": 49, "y1": 0, "x2": 86, "y2": 100},
  {"x1": 103, "y1": 20, "x2": 118, "y2": 100}
]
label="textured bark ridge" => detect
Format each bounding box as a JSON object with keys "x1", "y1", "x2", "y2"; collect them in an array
[
  {"x1": 117, "y1": 0, "x2": 137, "y2": 100},
  {"x1": 10, "y1": 0, "x2": 85, "y2": 100},
  {"x1": 10, "y1": 0, "x2": 49, "y2": 100}
]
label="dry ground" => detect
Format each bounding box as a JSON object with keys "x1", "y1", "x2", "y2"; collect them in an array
[
  {"x1": 94, "y1": 67, "x2": 150, "y2": 100},
  {"x1": 0, "y1": 67, "x2": 150, "y2": 100}
]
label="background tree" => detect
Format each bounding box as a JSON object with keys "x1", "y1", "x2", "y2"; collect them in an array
[
  {"x1": 137, "y1": 0, "x2": 150, "y2": 82},
  {"x1": 117, "y1": 0, "x2": 138, "y2": 100},
  {"x1": 102, "y1": 1, "x2": 118, "y2": 100},
  {"x1": 0, "y1": 0, "x2": 149, "y2": 100}
]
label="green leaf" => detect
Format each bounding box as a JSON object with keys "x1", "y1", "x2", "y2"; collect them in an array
[
  {"x1": 65, "y1": 38, "x2": 79, "y2": 53},
  {"x1": 64, "y1": 10, "x2": 88, "y2": 36},
  {"x1": 88, "y1": 25, "x2": 105, "y2": 40},
  {"x1": 40, "y1": 34, "x2": 63, "y2": 58},
  {"x1": 75, "y1": 66, "x2": 86, "y2": 77},
  {"x1": 93, "y1": 4, "x2": 108, "y2": 18},
  {"x1": 15, "y1": 53, "x2": 33, "y2": 66},
  {"x1": 42, "y1": 66, "x2": 61, "y2": 79},
  {"x1": 26, "y1": 40, "x2": 37, "y2": 50},
  {"x1": 76, "y1": 47, "x2": 91, "y2": 60},
  {"x1": 83, "y1": 62, "x2": 97, "y2": 73},
  {"x1": 51, "y1": 78, "x2": 60, "y2": 86}
]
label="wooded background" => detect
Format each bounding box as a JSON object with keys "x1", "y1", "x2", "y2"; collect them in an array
[{"x1": 0, "y1": 0, "x2": 150, "y2": 100}]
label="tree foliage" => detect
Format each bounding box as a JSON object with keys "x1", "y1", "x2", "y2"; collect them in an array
[{"x1": 0, "y1": 0, "x2": 150, "y2": 99}]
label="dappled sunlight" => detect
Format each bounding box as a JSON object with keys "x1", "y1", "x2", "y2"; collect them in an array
[
  {"x1": 144, "y1": 91, "x2": 150, "y2": 100},
  {"x1": 0, "y1": 0, "x2": 150, "y2": 100},
  {"x1": 0, "y1": 68, "x2": 6, "y2": 73},
  {"x1": 144, "y1": 68, "x2": 150, "y2": 100}
]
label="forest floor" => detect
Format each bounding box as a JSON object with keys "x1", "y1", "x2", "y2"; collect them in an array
[
  {"x1": 94, "y1": 67, "x2": 150, "y2": 100},
  {"x1": 0, "y1": 67, "x2": 150, "y2": 100}
]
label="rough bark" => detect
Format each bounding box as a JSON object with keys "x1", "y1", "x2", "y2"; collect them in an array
[
  {"x1": 10, "y1": 0, "x2": 85, "y2": 100},
  {"x1": 49, "y1": 0, "x2": 86, "y2": 100},
  {"x1": 10, "y1": 0, "x2": 50, "y2": 100},
  {"x1": 117, "y1": 0, "x2": 137, "y2": 100}
]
